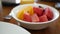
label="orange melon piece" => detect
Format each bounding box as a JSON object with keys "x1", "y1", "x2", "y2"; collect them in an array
[
  {"x1": 17, "y1": 9, "x2": 25, "y2": 20},
  {"x1": 25, "y1": 6, "x2": 34, "y2": 15},
  {"x1": 17, "y1": 6, "x2": 34, "y2": 20}
]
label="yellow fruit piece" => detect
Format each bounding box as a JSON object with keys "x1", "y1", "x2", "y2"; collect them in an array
[
  {"x1": 17, "y1": 6, "x2": 34, "y2": 20},
  {"x1": 26, "y1": 6, "x2": 34, "y2": 15},
  {"x1": 17, "y1": 9, "x2": 25, "y2": 20}
]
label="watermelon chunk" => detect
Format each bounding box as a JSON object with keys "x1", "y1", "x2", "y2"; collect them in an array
[
  {"x1": 31, "y1": 13, "x2": 39, "y2": 22},
  {"x1": 33, "y1": 7, "x2": 43, "y2": 16},
  {"x1": 23, "y1": 12, "x2": 32, "y2": 22},
  {"x1": 44, "y1": 7, "x2": 53, "y2": 19},
  {"x1": 39, "y1": 15, "x2": 48, "y2": 22}
]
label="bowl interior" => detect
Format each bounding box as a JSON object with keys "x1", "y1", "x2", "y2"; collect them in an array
[{"x1": 11, "y1": 4, "x2": 59, "y2": 24}]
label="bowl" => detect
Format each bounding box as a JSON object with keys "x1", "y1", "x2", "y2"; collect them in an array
[{"x1": 11, "y1": 3, "x2": 59, "y2": 30}]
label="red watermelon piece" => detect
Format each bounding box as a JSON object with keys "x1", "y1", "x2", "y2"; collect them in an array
[
  {"x1": 33, "y1": 7, "x2": 43, "y2": 16},
  {"x1": 31, "y1": 13, "x2": 39, "y2": 22},
  {"x1": 23, "y1": 12, "x2": 32, "y2": 22},
  {"x1": 39, "y1": 15, "x2": 48, "y2": 22},
  {"x1": 44, "y1": 7, "x2": 53, "y2": 19}
]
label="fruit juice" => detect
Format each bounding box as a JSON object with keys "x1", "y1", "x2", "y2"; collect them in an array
[{"x1": 20, "y1": 0, "x2": 34, "y2": 4}]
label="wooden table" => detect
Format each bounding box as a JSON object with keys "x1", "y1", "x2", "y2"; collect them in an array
[{"x1": 1, "y1": 1, "x2": 60, "y2": 34}]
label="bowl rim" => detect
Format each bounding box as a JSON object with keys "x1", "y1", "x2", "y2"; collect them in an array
[{"x1": 11, "y1": 3, "x2": 60, "y2": 24}]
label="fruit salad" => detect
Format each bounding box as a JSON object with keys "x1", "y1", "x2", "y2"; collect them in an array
[{"x1": 17, "y1": 6, "x2": 53, "y2": 22}]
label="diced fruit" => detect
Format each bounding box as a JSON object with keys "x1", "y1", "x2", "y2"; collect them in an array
[
  {"x1": 44, "y1": 7, "x2": 53, "y2": 19},
  {"x1": 17, "y1": 9, "x2": 25, "y2": 20},
  {"x1": 23, "y1": 12, "x2": 32, "y2": 22},
  {"x1": 17, "y1": 6, "x2": 54, "y2": 22},
  {"x1": 33, "y1": 7, "x2": 43, "y2": 16},
  {"x1": 31, "y1": 13, "x2": 39, "y2": 22},
  {"x1": 39, "y1": 15, "x2": 48, "y2": 22}
]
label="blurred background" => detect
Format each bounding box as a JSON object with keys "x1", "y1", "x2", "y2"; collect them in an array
[
  {"x1": 1, "y1": 0, "x2": 60, "y2": 16},
  {"x1": 1, "y1": 0, "x2": 60, "y2": 6}
]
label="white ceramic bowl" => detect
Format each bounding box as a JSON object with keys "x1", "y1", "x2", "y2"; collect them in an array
[{"x1": 11, "y1": 4, "x2": 59, "y2": 30}]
